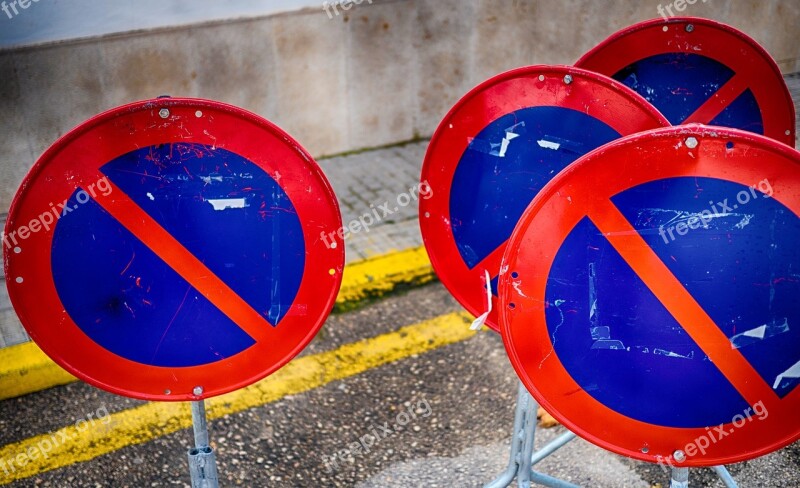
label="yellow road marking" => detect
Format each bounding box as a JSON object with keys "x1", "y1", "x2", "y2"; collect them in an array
[
  {"x1": 0, "y1": 246, "x2": 435, "y2": 401},
  {"x1": 0, "y1": 342, "x2": 76, "y2": 400},
  {"x1": 336, "y1": 246, "x2": 434, "y2": 311},
  {"x1": 0, "y1": 311, "x2": 475, "y2": 485}
]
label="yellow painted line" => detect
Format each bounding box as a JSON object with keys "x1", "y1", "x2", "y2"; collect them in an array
[
  {"x1": 336, "y1": 246, "x2": 434, "y2": 311},
  {"x1": 0, "y1": 311, "x2": 476, "y2": 484},
  {"x1": 0, "y1": 246, "x2": 434, "y2": 401},
  {"x1": 0, "y1": 342, "x2": 77, "y2": 400}
]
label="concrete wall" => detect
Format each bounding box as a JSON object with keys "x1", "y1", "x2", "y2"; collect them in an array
[{"x1": 1, "y1": 0, "x2": 799, "y2": 221}]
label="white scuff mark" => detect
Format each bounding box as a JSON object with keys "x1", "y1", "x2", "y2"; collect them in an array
[
  {"x1": 207, "y1": 198, "x2": 249, "y2": 211},
  {"x1": 539, "y1": 299, "x2": 566, "y2": 369},
  {"x1": 734, "y1": 214, "x2": 753, "y2": 229},
  {"x1": 512, "y1": 281, "x2": 528, "y2": 298},
  {"x1": 591, "y1": 339, "x2": 626, "y2": 350},
  {"x1": 203, "y1": 130, "x2": 217, "y2": 149},
  {"x1": 199, "y1": 175, "x2": 224, "y2": 185},
  {"x1": 498, "y1": 128, "x2": 521, "y2": 157},
  {"x1": 731, "y1": 318, "x2": 789, "y2": 349},
  {"x1": 738, "y1": 324, "x2": 766, "y2": 340},
  {"x1": 773, "y1": 359, "x2": 800, "y2": 389},
  {"x1": 537, "y1": 139, "x2": 561, "y2": 150},
  {"x1": 653, "y1": 348, "x2": 695, "y2": 359},
  {"x1": 638, "y1": 207, "x2": 752, "y2": 229},
  {"x1": 146, "y1": 192, "x2": 155, "y2": 201}
]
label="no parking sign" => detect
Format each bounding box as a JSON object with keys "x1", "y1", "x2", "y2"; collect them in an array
[
  {"x1": 420, "y1": 66, "x2": 668, "y2": 331},
  {"x1": 500, "y1": 125, "x2": 800, "y2": 466},
  {"x1": 4, "y1": 98, "x2": 344, "y2": 401},
  {"x1": 576, "y1": 17, "x2": 795, "y2": 146}
]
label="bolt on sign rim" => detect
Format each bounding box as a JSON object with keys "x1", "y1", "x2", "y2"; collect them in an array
[
  {"x1": 4, "y1": 98, "x2": 344, "y2": 401},
  {"x1": 500, "y1": 124, "x2": 800, "y2": 466}
]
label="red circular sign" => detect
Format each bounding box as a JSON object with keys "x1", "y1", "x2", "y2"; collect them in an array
[
  {"x1": 500, "y1": 124, "x2": 800, "y2": 466},
  {"x1": 420, "y1": 66, "x2": 668, "y2": 332},
  {"x1": 576, "y1": 16, "x2": 795, "y2": 146},
  {"x1": 4, "y1": 98, "x2": 344, "y2": 401}
]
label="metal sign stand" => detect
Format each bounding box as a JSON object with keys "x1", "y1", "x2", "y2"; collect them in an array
[
  {"x1": 187, "y1": 399, "x2": 220, "y2": 488},
  {"x1": 484, "y1": 382, "x2": 579, "y2": 488},
  {"x1": 486, "y1": 382, "x2": 741, "y2": 488}
]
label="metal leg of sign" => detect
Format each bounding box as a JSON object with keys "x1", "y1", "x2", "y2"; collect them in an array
[
  {"x1": 484, "y1": 382, "x2": 580, "y2": 488},
  {"x1": 670, "y1": 467, "x2": 689, "y2": 488},
  {"x1": 711, "y1": 465, "x2": 739, "y2": 488},
  {"x1": 187, "y1": 400, "x2": 220, "y2": 488},
  {"x1": 670, "y1": 463, "x2": 738, "y2": 487}
]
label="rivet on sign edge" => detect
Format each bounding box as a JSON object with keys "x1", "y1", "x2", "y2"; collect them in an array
[
  {"x1": 685, "y1": 137, "x2": 699, "y2": 149},
  {"x1": 685, "y1": 24, "x2": 694, "y2": 33},
  {"x1": 563, "y1": 74, "x2": 573, "y2": 85},
  {"x1": 193, "y1": 386, "x2": 204, "y2": 396},
  {"x1": 159, "y1": 108, "x2": 170, "y2": 119},
  {"x1": 673, "y1": 450, "x2": 687, "y2": 462}
]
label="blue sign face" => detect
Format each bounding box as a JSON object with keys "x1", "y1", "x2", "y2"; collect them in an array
[
  {"x1": 545, "y1": 176, "x2": 800, "y2": 427},
  {"x1": 51, "y1": 144, "x2": 305, "y2": 367},
  {"x1": 449, "y1": 106, "x2": 621, "y2": 294},
  {"x1": 613, "y1": 53, "x2": 763, "y2": 133}
]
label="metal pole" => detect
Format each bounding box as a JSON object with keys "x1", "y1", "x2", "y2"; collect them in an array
[
  {"x1": 670, "y1": 467, "x2": 689, "y2": 488},
  {"x1": 187, "y1": 400, "x2": 219, "y2": 488},
  {"x1": 516, "y1": 389, "x2": 537, "y2": 488},
  {"x1": 530, "y1": 431, "x2": 576, "y2": 466},
  {"x1": 711, "y1": 466, "x2": 739, "y2": 488},
  {"x1": 484, "y1": 381, "x2": 580, "y2": 488},
  {"x1": 484, "y1": 382, "x2": 529, "y2": 488}
]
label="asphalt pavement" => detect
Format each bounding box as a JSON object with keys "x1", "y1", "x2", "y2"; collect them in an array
[{"x1": 1, "y1": 283, "x2": 798, "y2": 487}]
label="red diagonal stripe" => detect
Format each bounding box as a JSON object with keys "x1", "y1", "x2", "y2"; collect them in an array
[
  {"x1": 87, "y1": 176, "x2": 275, "y2": 342},
  {"x1": 682, "y1": 74, "x2": 749, "y2": 125},
  {"x1": 588, "y1": 200, "x2": 780, "y2": 409}
]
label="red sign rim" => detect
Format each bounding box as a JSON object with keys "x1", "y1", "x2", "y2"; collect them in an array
[
  {"x1": 575, "y1": 16, "x2": 796, "y2": 146},
  {"x1": 499, "y1": 124, "x2": 800, "y2": 466},
  {"x1": 419, "y1": 65, "x2": 669, "y2": 332},
  {"x1": 4, "y1": 98, "x2": 345, "y2": 401}
]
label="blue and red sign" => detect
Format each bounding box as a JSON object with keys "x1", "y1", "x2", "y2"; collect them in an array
[
  {"x1": 4, "y1": 98, "x2": 344, "y2": 401},
  {"x1": 419, "y1": 66, "x2": 668, "y2": 332},
  {"x1": 499, "y1": 125, "x2": 800, "y2": 465},
  {"x1": 576, "y1": 16, "x2": 796, "y2": 146}
]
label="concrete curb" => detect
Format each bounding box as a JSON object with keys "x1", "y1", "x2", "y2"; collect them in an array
[{"x1": 0, "y1": 246, "x2": 434, "y2": 401}]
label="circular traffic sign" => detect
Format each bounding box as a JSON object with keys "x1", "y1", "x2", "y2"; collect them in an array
[
  {"x1": 4, "y1": 98, "x2": 344, "y2": 401},
  {"x1": 499, "y1": 124, "x2": 800, "y2": 466},
  {"x1": 576, "y1": 16, "x2": 796, "y2": 146},
  {"x1": 420, "y1": 66, "x2": 668, "y2": 332}
]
